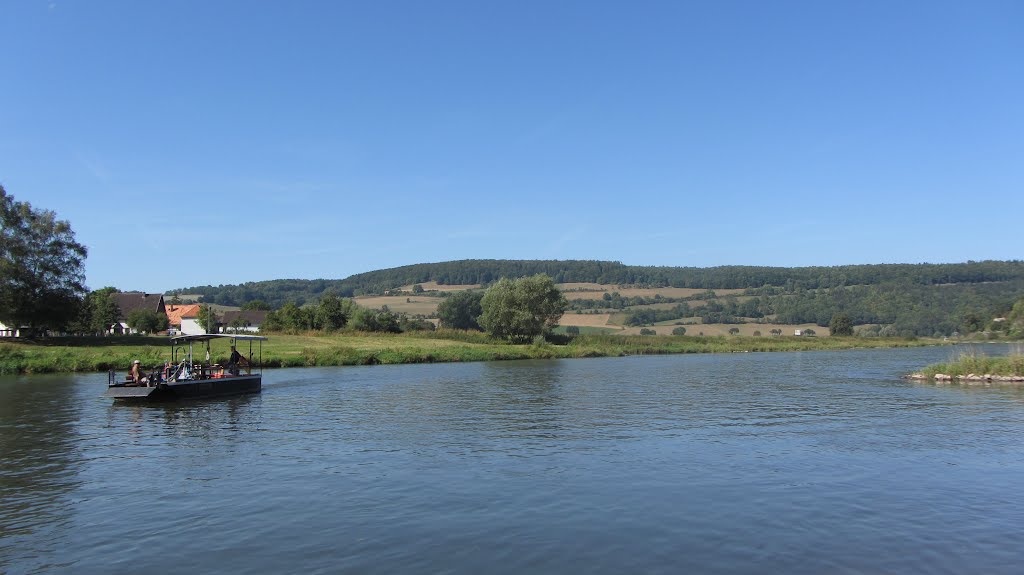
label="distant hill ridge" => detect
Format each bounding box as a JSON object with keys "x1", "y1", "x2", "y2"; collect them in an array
[{"x1": 169, "y1": 259, "x2": 1024, "y2": 308}]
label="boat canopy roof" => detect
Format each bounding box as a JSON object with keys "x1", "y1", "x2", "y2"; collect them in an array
[{"x1": 170, "y1": 333, "x2": 268, "y2": 344}]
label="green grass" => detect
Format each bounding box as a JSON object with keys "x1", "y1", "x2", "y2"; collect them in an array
[
  {"x1": 920, "y1": 348, "x2": 1024, "y2": 379},
  {"x1": 0, "y1": 332, "x2": 938, "y2": 375}
]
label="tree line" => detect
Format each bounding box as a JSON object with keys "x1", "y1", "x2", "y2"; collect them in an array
[{"x1": 169, "y1": 258, "x2": 1024, "y2": 310}]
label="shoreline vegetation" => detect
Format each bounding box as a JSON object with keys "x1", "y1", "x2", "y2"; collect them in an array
[
  {"x1": 0, "y1": 332, "x2": 944, "y2": 376},
  {"x1": 906, "y1": 348, "x2": 1024, "y2": 384}
]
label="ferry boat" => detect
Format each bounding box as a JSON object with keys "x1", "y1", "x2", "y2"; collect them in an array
[{"x1": 104, "y1": 333, "x2": 267, "y2": 401}]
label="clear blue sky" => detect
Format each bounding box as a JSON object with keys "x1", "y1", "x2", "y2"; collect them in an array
[{"x1": 2, "y1": 1, "x2": 1021, "y2": 293}]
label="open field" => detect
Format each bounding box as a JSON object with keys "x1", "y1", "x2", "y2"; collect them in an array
[
  {"x1": 558, "y1": 313, "x2": 619, "y2": 329},
  {"x1": 354, "y1": 295, "x2": 442, "y2": 315},
  {"x1": 0, "y1": 332, "x2": 940, "y2": 375}
]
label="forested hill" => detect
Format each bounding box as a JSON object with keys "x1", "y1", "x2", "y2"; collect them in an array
[{"x1": 169, "y1": 259, "x2": 1024, "y2": 308}]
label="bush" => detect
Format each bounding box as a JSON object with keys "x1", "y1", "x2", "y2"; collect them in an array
[
  {"x1": 640, "y1": 328, "x2": 656, "y2": 336},
  {"x1": 671, "y1": 327, "x2": 686, "y2": 336}
]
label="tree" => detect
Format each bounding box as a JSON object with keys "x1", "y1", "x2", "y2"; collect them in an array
[
  {"x1": 829, "y1": 313, "x2": 854, "y2": 336},
  {"x1": 400, "y1": 316, "x2": 435, "y2": 332},
  {"x1": 278, "y1": 302, "x2": 314, "y2": 332},
  {"x1": 753, "y1": 330, "x2": 761, "y2": 337},
  {"x1": 1007, "y1": 296, "x2": 1024, "y2": 338},
  {"x1": 804, "y1": 328, "x2": 816, "y2": 336},
  {"x1": 87, "y1": 287, "x2": 120, "y2": 334},
  {"x1": 770, "y1": 328, "x2": 782, "y2": 336},
  {"x1": 672, "y1": 326, "x2": 687, "y2": 336},
  {"x1": 350, "y1": 307, "x2": 401, "y2": 333},
  {"x1": 411, "y1": 284, "x2": 424, "y2": 294},
  {"x1": 478, "y1": 275, "x2": 567, "y2": 343},
  {"x1": 315, "y1": 292, "x2": 355, "y2": 331},
  {"x1": 565, "y1": 325, "x2": 580, "y2": 335},
  {"x1": 242, "y1": 300, "x2": 272, "y2": 311},
  {"x1": 728, "y1": 327, "x2": 740, "y2": 335},
  {"x1": 437, "y1": 290, "x2": 484, "y2": 330},
  {"x1": 0, "y1": 186, "x2": 88, "y2": 334},
  {"x1": 640, "y1": 328, "x2": 656, "y2": 335},
  {"x1": 127, "y1": 309, "x2": 169, "y2": 334},
  {"x1": 197, "y1": 305, "x2": 218, "y2": 333}
]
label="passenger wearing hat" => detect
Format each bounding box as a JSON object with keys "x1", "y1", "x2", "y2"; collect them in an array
[{"x1": 129, "y1": 359, "x2": 149, "y2": 385}]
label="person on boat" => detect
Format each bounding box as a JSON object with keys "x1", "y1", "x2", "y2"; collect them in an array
[
  {"x1": 227, "y1": 346, "x2": 249, "y2": 376},
  {"x1": 129, "y1": 360, "x2": 149, "y2": 385}
]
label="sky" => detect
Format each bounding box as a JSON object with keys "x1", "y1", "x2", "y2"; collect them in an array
[{"x1": 1, "y1": 0, "x2": 1021, "y2": 293}]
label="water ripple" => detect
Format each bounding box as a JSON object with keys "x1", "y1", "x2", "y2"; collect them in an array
[{"x1": 2, "y1": 345, "x2": 1024, "y2": 574}]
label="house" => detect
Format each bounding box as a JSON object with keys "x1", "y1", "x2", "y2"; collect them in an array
[
  {"x1": 220, "y1": 310, "x2": 267, "y2": 333},
  {"x1": 0, "y1": 321, "x2": 19, "y2": 338},
  {"x1": 165, "y1": 304, "x2": 203, "y2": 335},
  {"x1": 180, "y1": 306, "x2": 215, "y2": 335},
  {"x1": 110, "y1": 292, "x2": 166, "y2": 334},
  {"x1": 794, "y1": 329, "x2": 802, "y2": 336}
]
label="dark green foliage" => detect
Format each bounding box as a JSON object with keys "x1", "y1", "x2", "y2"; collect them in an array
[
  {"x1": 479, "y1": 275, "x2": 567, "y2": 343},
  {"x1": 241, "y1": 300, "x2": 272, "y2": 311},
  {"x1": 639, "y1": 328, "x2": 656, "y2": 335},
  {"x1": 126, "y1": 309, "x2": 169, "y2": 334},
  {"x1": 565, "y1": 326, "x2": 580, "y2": 335},
  {"x1": 672, "y1": 326, "x2": 686, "y2": 336},
  {"x1": 1008, "y1": 297, "x2": 1024, "y2": 338},
  {"x1": 437, "y1": 290, "x2": 484, "y2": 330},
  {"x1": 728, "y1": 327, "x2": 740, "y2": 335},
  {"x1": 69, "y1": 287, "x2": 120, "y2": 335},
  {"x1": 315, "y1": 292, "x2": 354, "y2": 331},
  {"x1": 196, "y1": 305, "x2": 218, "y2": 333},
  {"x1": 351, "y1": 307, "x2": 401, "y2": 333},
  {"x1": 262, "y1": 302, "x2": 313, "y2": 332},
  {"x1": 411, "y1": 284, "x2": 424, "y2": 294},
  {"x1": 0, "y1": 186, "x2": 88, "y2": 333},
  {"x1": 829, "y1": 313, "x2": 854, "y2": 336},
  {"x1": 399, "y1": 317, "x2": 435, "y2": 332}
]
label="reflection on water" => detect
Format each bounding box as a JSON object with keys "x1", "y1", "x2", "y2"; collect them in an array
[
  {"x1": 2, "y1": 344, "x2": 1024, "y2": 574},
  {"x1": 0, "y1": 375, "x2": 84, "y2": 571}
]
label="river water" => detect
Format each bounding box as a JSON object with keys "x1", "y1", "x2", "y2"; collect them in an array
[{"x1": 2, "y1": 344, "x2": 1024, "y2": 574}]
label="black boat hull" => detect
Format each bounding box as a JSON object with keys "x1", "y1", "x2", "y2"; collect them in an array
[{"x1": 105, "y1": 375, "x2": 261, "y2": 402}]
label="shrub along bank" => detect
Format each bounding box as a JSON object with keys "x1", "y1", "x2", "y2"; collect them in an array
[{"x1": 0, "y1": 332, "x2": 940, "y2": 375}]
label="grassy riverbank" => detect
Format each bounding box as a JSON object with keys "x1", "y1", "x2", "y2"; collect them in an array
[
  {"x1": 916, "y1": 348, "x2": 1024, "y2": 380},
  {"x1": 0, "y1": 332, "x2": 941, "y2": 375}
]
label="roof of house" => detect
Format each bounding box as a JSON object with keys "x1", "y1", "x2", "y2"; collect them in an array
[
  {"x1": 221, "y1": 310, "x2": 268, "y2": 325},
  {"x1": 111, "y1": 292, "x2": 166, "y2": 320},
  {"x1": 165, "y1": 304, "x2": 203, "y2": 326}
]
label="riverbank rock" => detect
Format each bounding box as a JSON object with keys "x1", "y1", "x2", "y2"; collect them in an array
[{"x1": 905, "y1": 372, "x2": 1024, "y2": 384}]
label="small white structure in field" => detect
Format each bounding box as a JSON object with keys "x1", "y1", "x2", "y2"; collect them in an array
[{"x1": 794, "y1": 329, "x2": 803, "y2": 336}]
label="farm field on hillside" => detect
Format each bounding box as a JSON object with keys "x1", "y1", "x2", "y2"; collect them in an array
[
  {"x1": 558, "y1": 313, "x2": 619, "y2": 329},
  {"x1": 354, "y1": 295, "x2": 442, "y2": 315}
]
